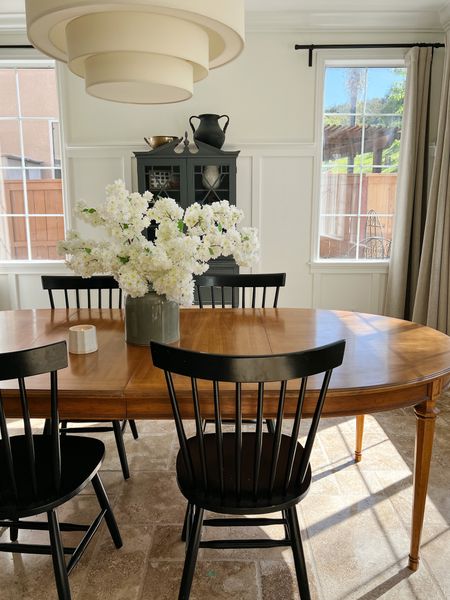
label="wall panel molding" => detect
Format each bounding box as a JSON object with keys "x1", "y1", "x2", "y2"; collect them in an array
[
  {"x1": 1, "y1": 141, "x2": 388, "y2": 311},
  {"x1": 65, "y1": 142, "x2": 318, "y2": 157}
]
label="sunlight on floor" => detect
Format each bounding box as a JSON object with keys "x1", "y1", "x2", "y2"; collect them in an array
[{"x1": 2, "y1": 409, "x2": 449, "y2": 599}]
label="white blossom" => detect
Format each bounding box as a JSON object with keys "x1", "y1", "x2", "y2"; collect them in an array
[
  {"x1": 147, "y1": 196, "x2": 183, "y2": 224},
  {"x1": 59, "y1": 180, "x2": 259, "y2": 303}
]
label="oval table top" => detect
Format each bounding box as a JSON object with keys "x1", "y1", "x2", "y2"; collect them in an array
[
  {"x1": 0, "y1": 306, "x2": 446, "y2": 571},
  {"x1": 0, "y1": 307, "x2": 449, "y2": 420}
]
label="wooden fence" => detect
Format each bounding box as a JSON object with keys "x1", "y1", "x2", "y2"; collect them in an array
[
  {"x1": 320, "y1": 172, "x2": 397, "y2": 259},
  {"x1": 1, "y1": 179, "x2": 64, "y2": 259}
]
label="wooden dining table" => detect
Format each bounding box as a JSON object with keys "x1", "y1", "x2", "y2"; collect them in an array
[{"x1": 1, "y1": 306, "x2": 450, "y2": 573}]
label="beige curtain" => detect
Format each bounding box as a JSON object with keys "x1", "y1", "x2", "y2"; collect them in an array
[
  {"x1": 384, "y1": 47, "x2": 432, "y2": 319},
  {"x1": 413, "y1": 45, "x2": 450, "y2": 333}
]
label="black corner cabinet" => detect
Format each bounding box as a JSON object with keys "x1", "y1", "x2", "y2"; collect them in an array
[{"x1": 134, "y1": 137, "x2": 240, "y2": 276}]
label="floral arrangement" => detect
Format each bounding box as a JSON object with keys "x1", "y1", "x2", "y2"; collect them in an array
[{"x1": 58, "y1": 180, "x2": 259, "y2": 305}]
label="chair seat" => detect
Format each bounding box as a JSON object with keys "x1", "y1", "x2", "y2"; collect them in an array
[
  {"x1": 0, "y1": 435, "x2": 105, "y2": 519},
  {"x1": 176, "y1": 433, "x2": 312, "y2": 514}
]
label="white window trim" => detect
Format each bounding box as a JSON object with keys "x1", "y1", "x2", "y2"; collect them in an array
[
  {"x1": 0, "y1": 54, "x2": 69, "y2": 268},
  {"x1": 310, "y1": 48, "x2": 407, "y2": 273},
  {"x1": 0, "y1": 260, "x2": 70, "y2": 275}
]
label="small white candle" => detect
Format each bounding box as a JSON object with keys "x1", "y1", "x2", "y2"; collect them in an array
[{"x1": 68, "y1": 324, "x2": 98, "y2": 354}]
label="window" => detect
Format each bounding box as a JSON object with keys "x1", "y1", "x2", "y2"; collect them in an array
[
  {"x1": 318, "y1": 64, "x2": 406, "y2": 261},
  {"x1": 0, "y1": 63, "x2": 65, "y2": 260}
]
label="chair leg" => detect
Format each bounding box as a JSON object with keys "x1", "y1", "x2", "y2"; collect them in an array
[
  {"x1": 60, "y1": 420, "x2": 68, "y2": 438},
  {"x1": 43, "y1": 419, "x2": 51, "y2": 435},
  {"x1": 112, "y1": 420, "x2": 130, "y2": 479},
  {"x1": 91, "y1": 473, "x2": 123, "y2": 549},
  {"x1": 47, "y1": 509, "x2": 71, "y2": 600},
  {"x1": 282, "y1": 509, "x2": 290, "y2": 541},
  {"x1": 286, "y1": 507, "x2": 311, "y2": 600},
  {"x1": 129, "y1": 420, "x2": 139, "y2": 440},
  {"x1": 181, "y1": 503, "x2": 193, "y2": 543},
  {"x1": 266, "y1": 419, "x2": 276, "y2": 434},
  {"x1": 178, "y1": 506, "x2": 204, "y2": 600},
  {"x1": 355, "y1": 415, "x2": 365, "y2": 463},
  {"x1": 10, "y1": 521, "x2": 18, "y2": 542}
]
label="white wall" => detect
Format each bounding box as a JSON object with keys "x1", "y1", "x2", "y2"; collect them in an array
[{"x1": 0, "y1": 27, "x2": 446, "y2": 311}]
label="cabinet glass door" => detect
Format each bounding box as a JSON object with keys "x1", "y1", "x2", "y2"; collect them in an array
[
  {"x1": 144, "y1": 163, "x2": 181, "y2": 204},
  {"x1": 193, "y1": 162, "x2": 231, "y2": 205}
]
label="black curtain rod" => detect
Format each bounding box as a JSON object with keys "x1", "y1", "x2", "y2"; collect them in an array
[
  {"x1": 0, "y1": 45, "x2": 33, "y2": 49},
  {"x1": 294, "y1": 43, "x2": 445, "y2": 67}
]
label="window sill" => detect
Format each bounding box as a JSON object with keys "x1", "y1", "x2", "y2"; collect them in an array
[
  {"x1": 309, "y1": 260, "x2": 389, "y2": 274},
  {"x1": 0, "y1": 261, "x2": 68, "y2": 275}
]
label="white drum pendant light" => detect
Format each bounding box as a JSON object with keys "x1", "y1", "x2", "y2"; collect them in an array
[{"x1": 25, "y1": 1, "x2": 245, "y2": 104}]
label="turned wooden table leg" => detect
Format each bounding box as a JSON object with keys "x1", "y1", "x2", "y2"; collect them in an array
[
  {"x1": 408, "y1": 380, "x2": 440, "y2": 571},
  {"x1": 355, "y1": 414, "x2": 365, "y2": 462}
]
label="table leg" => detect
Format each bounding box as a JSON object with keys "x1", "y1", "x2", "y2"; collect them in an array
[
  {"x1": 408, "y1": 381, "x2": 440, "y2": 571},
  {"x1": 355, "y1": 415, "x2": 365, "y2": 462}
]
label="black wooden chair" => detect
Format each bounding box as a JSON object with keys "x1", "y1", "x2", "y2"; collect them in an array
[
  {"x1": 42, "y1": 274, "x2": 123, "y2": 310},
  {"x1": 0, "y1": 341, "x2": 122, "y2": 600},
  {"x1": 194, "y1": 272, "x2": 286, "y2": 309},
  {"x1": 151, "y1": 338, "x2": 346, "y2": 600},
  {"x1": 194, "y1": 272, "x2": 287, "y2": 492},
  {"x1": 195, "y1": 271, "x2": 286, "y2": 430},
  {"x1": 41, "y1": 275, "x2": 138, "y2": 480}
]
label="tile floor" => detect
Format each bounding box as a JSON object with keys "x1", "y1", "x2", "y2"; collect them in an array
[{"x1": 1, "y1": 396, "x2": 449, "y2": 599}]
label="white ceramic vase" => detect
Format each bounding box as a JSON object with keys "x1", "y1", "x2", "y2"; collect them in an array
[{"x1": 202, "y1": 165, "x2": 220, "y2": 189}]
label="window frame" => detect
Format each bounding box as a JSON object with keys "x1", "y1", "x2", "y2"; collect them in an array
[
  {"x1": 0, "y1": 55, "x2": 69, "y2": 265},
  {"x1": 311, "y1": 50, "x2": 407, "y2": 270}
]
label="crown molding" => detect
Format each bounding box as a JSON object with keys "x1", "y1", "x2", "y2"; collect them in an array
[
  {"x1": 0, "y1": 8, "x2": 445, "y2": 36},
  {"x1": 246, "y1": 10, "x2": 443, "y2": 33}
]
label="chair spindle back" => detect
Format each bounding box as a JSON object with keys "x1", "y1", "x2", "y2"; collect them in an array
[
  {"x1": 151, "y1": 340, "x2": 345, "y2": 504},
  {"x1": 0, "y1": 342, "x2": 68, "y2": 502},
  {"x1": 41, "y1": 276, "x2": 122, "y2": 309},
  {"x1": 195, "y1": 273, "x2": 286, "y2": 309}
]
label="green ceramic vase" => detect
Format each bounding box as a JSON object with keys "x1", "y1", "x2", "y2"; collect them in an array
[{"x1": 124, "y1": 290, "x2": 179, "y2": 346}]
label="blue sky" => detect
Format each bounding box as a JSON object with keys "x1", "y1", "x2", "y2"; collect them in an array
[{"x1": 324, "y1": 67, "x2": 406, "y2": 111}]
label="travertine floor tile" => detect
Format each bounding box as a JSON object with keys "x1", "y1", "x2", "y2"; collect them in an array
[
  {"x1": 106, "y1": 432, "x2": 175, "y2": 472},
  {"x1": 260, "y1": 560, "x2": 317, "y2": 600},
  {"x1": 301, "y1": 492, "x2": 445, "y2": 600},
  {"x1": 76, "y1": 429, "x2": 175, "y2": 472},
  {"x1": 0, "y1": 548, "x2": 59, "y2": 599},
  {"x1": 148, "y1": 525, "x2": 187, "y2": 560},
  {"x1": 334, "y1": 563, "x2": 445, "y2": 600},
  {"x1": 141, "y1": 560, "x2": 258, "y2": 600},
  {"x1": 0, "y1": 495, "x2": 105, "y2": 599},
  {"x1": 2, "y1": 412, "x2": 449, "y2": 599},
  {"x1": 420, "y1": 523, "x2": 450, "y2": 599},
  {"x1": 114, "y1": 471, "x2": 186, "y2": 524},
  {"x1": 72, "y1": 524, "x2": 154, "y2": 599}
]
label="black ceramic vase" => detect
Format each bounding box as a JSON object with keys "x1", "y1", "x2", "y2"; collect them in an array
[{"x1": 189, "y1": 113, "x2": 230, "y2": 149}]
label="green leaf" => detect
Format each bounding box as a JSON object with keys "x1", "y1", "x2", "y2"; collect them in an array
[
  {"x1": 118, "y1": 255, "x2": 130, "y2": 264},
  {"x1": 177, "y1": 219, "x2": 184, "y2": 233},
  {"x1": 82, "y1": 207, "x2": 96, "y2": 214},
  {"x1": 84, "y1": 247, "x2": 92, "y2": 254},
  {"x1": 209, "y1": 247, "x2": 214, "y2": 256},
  {"x1": 122, "y1": 223, "x2": 129, "y2": 229},
  {"x1": 217, "y1": 223, "x2": 223, "y2": 232}
]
